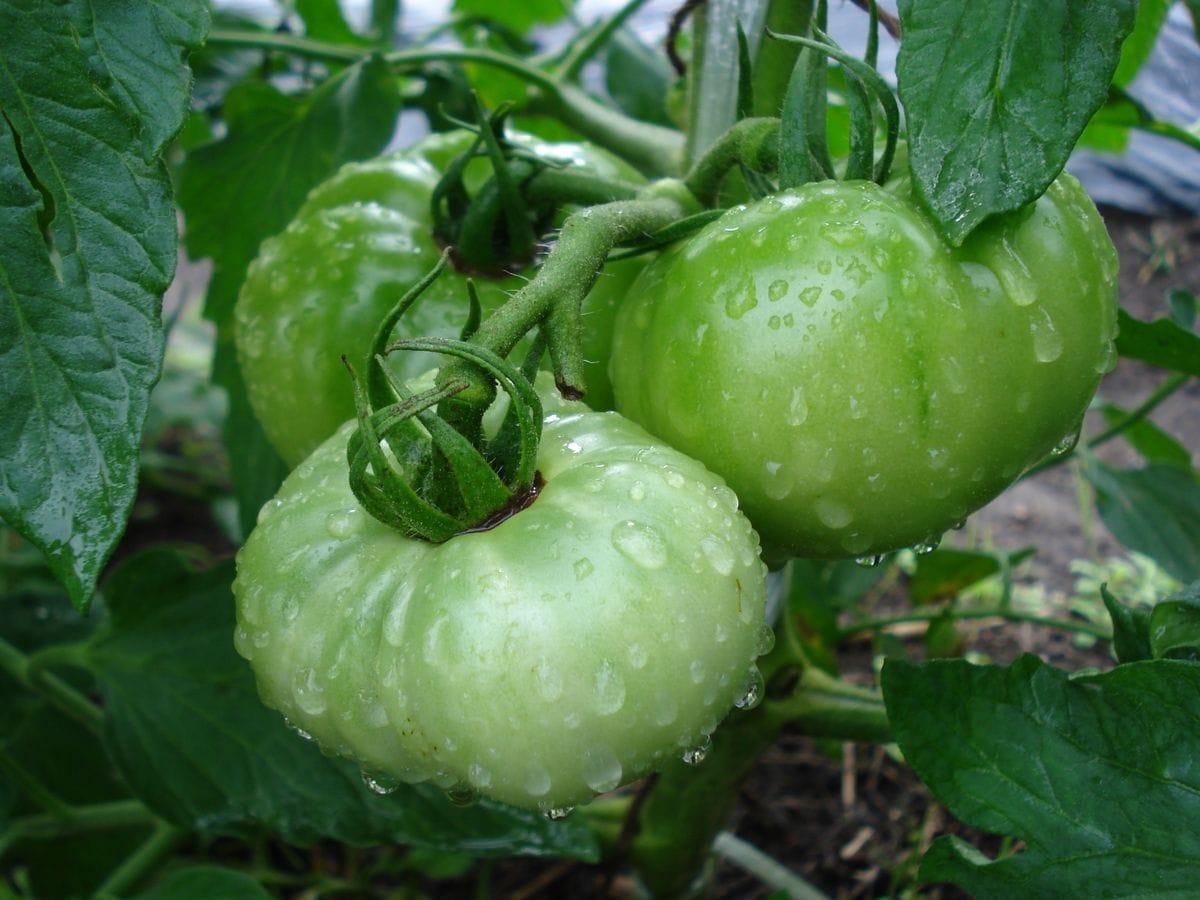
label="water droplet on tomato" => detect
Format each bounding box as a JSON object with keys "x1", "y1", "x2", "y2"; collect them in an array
[
  {"x1": 627, "y1": 642, "x2": 648, "y2": 668},
  {"x1": 445, "y1": 782, "x2": 479, "y2": 807},
  {"x1": 325, "y1": 508, "x2": 362, "y2": 540},
  {"x1": 682, "y1": 736, "x2": 712, "y2": 766},
  {"x1": 361, "y1": 771, "x2": 399, "y2": 795},
  {"x1": 1030, "y1": 307, "x2": 1064, "y2": 362},
  {"x1": 628, "y1": 480, "x2": 646, "y2": 501},
  {"x1": 524, "y1": 762, "x2": 552, "y2": 797},
  {"x1": 787, "y1": 386, "x2": 808, "y2": 426},
  {"x1": 544, "y1": 806, "x2": 575, "y2": 820},
  {"x1": 535, "y1": 659, "x2": 564, "y2": 701},
  {"x1": 814, "y1": 498, "x2": 853, "y2": 529},
  {"x1": 257, "y1": 498, "x2": 285, "y2": 525},
  {"x1": 755, "y1": 624, "x2": 776, "y2": 656},
  {"x1": 467, "y1": 763, "x2": 492, "y2": 788},
  {"x1": 856, "y1": 554, "x2": 886, "y2": 568},
  {"x1": 592, "y1": 659, "x2": 626, "y2": 715},
  {"x1": 689, "y1": 659, "x2": 706, "y2": 684},
  {"x1": 1051, "y1": 427, "x2": 1081, "y2": 457},
  {"x1": 724, "y1": 290, "x2": 757, "y2": 320},
  {"x1": 1094, "y1": 340, "x2": 1118, "y2": 374},
  {"x1": 573, "y1": 557, "x2": 594, "y2": 580},
  {"x1": 294, "y1": 667, "x2": 327, "y2": 716},
  {"x1": 611, "y1": 520, "x2": 668, "y2": 569},
  {"x1": 583, "y1": 747, "x2": 623, "y2": 793},
  {"x1": 768, "y1": 279, "x2": 789, "y2": 301},
  {"x1": 912, "y1": 535, "x2": 941, "y2": 555},
  {"x1": 734, "y1": 669, "x2": 764, "y2": 710},
  {"x1": 654, "y1": 690, "x2": 678, "y2": 726},
  {"x1": 700, "y1": 534, "x2": 735, "y2": 575}
]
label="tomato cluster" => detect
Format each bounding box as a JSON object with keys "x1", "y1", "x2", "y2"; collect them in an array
[{"x1": 233, "y1": 132, "x2": 1117, "y2": 812}]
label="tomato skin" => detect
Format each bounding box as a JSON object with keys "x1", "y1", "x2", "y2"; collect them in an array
[
  {"x1": 236, "y1": 132, "x2": 645, "y2": 467},
  {"x1": 233, "y1": 380, "x2": 769, "y2": 812},
  {"x1": 610, "y1": 174, "x2": 1118, "y2": 559}
]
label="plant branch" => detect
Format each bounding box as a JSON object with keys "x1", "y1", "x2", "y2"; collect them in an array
[
  {"x1": 684, "y1": 116, "x2": 780, "y2": 206},
  {"x1": 0, "y1": 636, "x2": 102, "y2": 734},
  {"x1": 713, "y1": 831, "x2": 830, "y2": 900},
  {"x1": 0, "y1": 800, "x2": 158, "y2": 858},
  {"x1": 93, "y1": 820, "x2": 188, "y2": 899},
  {"x1": 838, "y1": 606, "x2": 1111, "y2": 642}
]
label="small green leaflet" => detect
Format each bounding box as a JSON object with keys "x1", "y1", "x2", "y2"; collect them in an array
[
  {"x1": 0, "y1": 0, "x2": 209, "y2": 611},
  {"x1": 883, "y1": 655, "x2": 1200, "y2": 898}
]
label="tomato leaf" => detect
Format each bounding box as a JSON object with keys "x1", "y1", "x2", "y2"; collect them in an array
[
  {"x1": 1100, "y1": 584, "x2": 1152, "y2": 663},
  {"x1": 1099, "y1": 402, "x2": 1192, "y2": 469},
  {"x1": 896, "y1": 0, "x2": 1136, "y2": 245},
  {"x1": 133, "y1": 866, "x2": 271, "y2": 900},
  {"x1": 1115, "y1": 308, "x2": 1200, "y2": 376},
  {"x1": 604, "y1": 27, "x2": 675, "y2": 127},
  {"x1": 1149, "y1": 582, "x2": 1200, "y2": 661},
  {"x1": 451, "y1": 0, "x2": 570, "y2": 35},
  {"x1": 909, "y1": 547, "x2": 1035, "y2": 606},
  {"x1": 1084, "y1": 462, "x2": 1200, "y2": 584},
  {"x1": 882, "y1": 655, "x2": 1200, "y2": 897},
  {"x1": 0, "y1": 0, "x2": 207, "y2": 611},
  {"x1": 85, "y1": 549, "x2": 599, "y2": 858}
]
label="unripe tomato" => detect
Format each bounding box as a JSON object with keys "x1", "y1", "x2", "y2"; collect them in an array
[
  {"x1": 233, "y1": 379, "x2": 770, "y2": 812},
  {"x1": 610, "y1": 174, "x2": 1118, "y2": 559},
  {"x1": 236, "y1": 131, "x2": 645, "y2": 467}
]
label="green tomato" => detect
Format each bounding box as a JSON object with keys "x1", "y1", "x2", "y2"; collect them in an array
[
  {"x1": 610, "y1": 174, "x2": 1119, "y2": 559},
  {"x1": 233, "y1": 378, "x2": 770, "y2": 813},
  {"x1": 236, "y1": 131, "x2": 646, "y2": 467}
]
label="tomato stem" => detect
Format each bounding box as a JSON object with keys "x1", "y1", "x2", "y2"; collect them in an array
[
  {"x1": 0, "y1": 635, "x2": 103, "y2": 734},
  {"x1": 683, "y1": 116, "x2": 781, "y2": 207}
]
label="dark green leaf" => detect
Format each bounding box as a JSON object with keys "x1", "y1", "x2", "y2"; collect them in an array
[
  {"x1": 1186, "y1": 1, "x2": 1200, "y2": 41},
  {"x1": 604, "y1": 27, "x2": 674, "y2": 127},
  {"x1": 0, "y1": 0, "x2": 208, "y2": 610},
  {"x1": 897, "y1": 0, "x2": 1137, "y2": 244},
  {"x1": 1085, "y1": 462, "x2": 1200, "y2": 584},
  {"x1": 85, "y1": 549, "x2": 598, "y2": 858},
  {"x1": 909, "y1": 547, "x2": 1035, "y2": 606},
  {"x1": 1099, "y1": 402, "x2": 1192, "y2": 468},
  {"x1": 135, "y1": 866, "x2": 270, "y2": 900},
  {"x1": 1168, "y1": 289, "x2": 1196, "y2": 330},
  {"x1": 1115, "y1": 308, "x2": 1200, "y2": 376},
  {"x1": 1101, "y1": 584, "x2": 1152, "y2": 663},
  {"x1": 451, "y1": 0, "x2": 569, "y2": 34},
  {"x1": 1150, "y1": 582, "x2": 1200, "y2": 660},
  {"x1": 883, "y1": 655, "x2": 1200, "y2": 897},
  {"x1": 788, "y1": 559, "x2": 888, "y2": 670}
]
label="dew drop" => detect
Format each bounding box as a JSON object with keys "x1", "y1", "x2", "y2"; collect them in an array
[
  {"x1": 593, "y1": 659, "x2": 626, "y2": 715},
  {"x1": 524, "y1": 762, "x2": 552, "y2": 797},
  {"x1": 755, "y1": 624, "x2": 776, "y2": 656},
  {"x1": 545, "y1": 806, "x2": 575, "y2": 820},
  {"x1": 665, "y1": 469, "x2": 686, "y2": 488},
  {"x1": 814, "y1": 497, "x2": 853, "y2": 529},
  {"x1": 445, "y1": 782, "x2": 479, "y2": 807},
  {"x1": 628, "y1": 481, "x2": 646, "y2": 501},
  {"x1": 690, "y1": 659, "x2": 706, "y2": 684},
  {"x1": 325, "y1": 508, "x2": 363, "y2": 540},
  {"x1": 611, "y1": 520, "x2": 668, "y2": 569},
  {"x1": 912, "y1": 535, "x2": 941, "y2": 555},
  {"x1": 1051, "y1": 427, "x2": 1081, "y2": 457},
  {"x1": 582, "y1": 746, "x2": 624, "y2": 793},
  {"x1": 535, "y1": 659, "x2": 564, "y2": 701},
  {"x1": 798, "y1": 285, "x2": 822, "y2": 307},
  {"x1": 467, "y1": 764, "x2": 492, "y2": 788},
  {"x1": 573, "y1": 557, "x2": 594, "y2": 581},
  {"x1": 699, "y1": 534, "x2": 735, "y2": 576},
  {"x1": 1094, "y1": 340, "x2": 1118, "y2": 374},
  {"x1": 654, "y1": 689, "x2": 678, "y2": 726},
  {"x1": 682, "y1": 736, "x2": 712, "y2": 766},
  {"x1": 761, "y1": 460, "x2": 794, "y2": 501},
  {"x1": 734, "y1": 669, "x2": 764, "y2": 710},
  {"x1": 786, "y1": 387, "x2": 808, "y2": 426},
  {"x1": 294, "y1": 667, "x2": 327, "y2": 716},
  {"x1": 768, "y1": 279, "x2": 789, "y2": 301},
  {"x1": 1030, "y1": 307, "x2": 1064, "y2": 362},
  {"x1": 724, "y1": 290, "x2": 758, "y2": 320},
  {"x1": 627, "y1": 642, "x2": 648, "y2": 668},
  {"x1": 257, "y1": 497, "x2": 285, "y2": 525},
  {"x1": 855, "y1": 554, "x2": 886, "y2": 568},
  {"x1": 361, "y1": 771, "x2": 399, "y2": 795}
]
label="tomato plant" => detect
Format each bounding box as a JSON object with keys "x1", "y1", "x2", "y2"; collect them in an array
[
  {"x1": 234, "y1": 375, "x2": 770, "y2": 813},
  {"x1": 610, "y1": 173, "x2": 1119, "y2": 559},
  {"x1": 3, "y1": 1, "x2": 1199, "y2": 898},
  {"x1": 236, "y1": 130, "x2": 645, "y2": 467}
]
